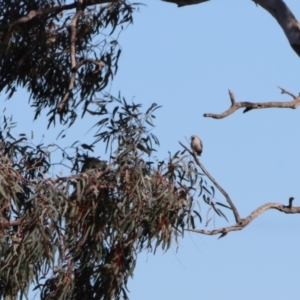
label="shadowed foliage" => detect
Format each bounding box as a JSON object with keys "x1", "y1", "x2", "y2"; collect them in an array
[
  {"x1": 0, "y1": 97, "x2": 224, "y2": 299},
  {"x1": 0, "y1": 0, "x2": 135, "y2": 127}
]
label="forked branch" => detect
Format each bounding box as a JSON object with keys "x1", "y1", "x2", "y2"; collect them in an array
[
  {"x1": 179, "y1": 141, "x2": 300, "y2": 238},
  {"x1": 188, "y1": 199, "x2": 300, "y2": 238},
  {"x1": 204, "y1": 88, "x2": 300, "y2": 119}
]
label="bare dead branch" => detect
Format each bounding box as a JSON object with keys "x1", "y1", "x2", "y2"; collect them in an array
[
  {"x1": 254, "y1": 0, "x2": 300, "y2": 58},
  {"x1": 179, "y1": 141, "x2": 241, "y2": 224},
  {"x1": 163, "y1": 0, "x2": 300, "y2": 57},
  {"x1": 187, "y1": 199, "x2": 300, "y2": 237},
  {"x1": 204, "y1": 88, "x2": 300, "y2": 119}
]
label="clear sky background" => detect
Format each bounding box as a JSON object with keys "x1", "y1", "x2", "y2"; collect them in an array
[{"x1": 2, "y1": 0, "x2": 300, "y2": 299}]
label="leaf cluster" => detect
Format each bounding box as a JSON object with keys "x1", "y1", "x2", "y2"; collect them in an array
[
  {"x1": 0, "y1": 98, "x2": 229, "y2": 299},
  {"x1": 0, "y1": 1, "x2": 231, "y2": 299}
]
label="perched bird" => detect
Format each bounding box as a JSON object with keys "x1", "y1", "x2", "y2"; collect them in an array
[
  {"x1": 190, "y1": 135, "x2": 203, "y2": 156},
  {"x1": 81, "y1": 156, "x2": 107, "y2": 172},
  {"x1": 162, "y1": 0, "x2": 209, "y2": 7}
]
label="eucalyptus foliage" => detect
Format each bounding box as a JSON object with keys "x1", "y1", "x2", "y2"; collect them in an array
[
  {"x1": 0, "y1": 97, "x2": 217, "y2": 299},
  {"x1": 0, "y1": 1, "x2": 228, "y2": 299}
]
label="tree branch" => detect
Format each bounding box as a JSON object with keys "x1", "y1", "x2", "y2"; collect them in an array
[
  {"x1": 254, "y1": 0, "x2": 300, "y2": 57},
  {"x1": 57, "y1": 2, "x2": 84, "y2": 112},
  {"x1": 162, "y1": 0, "x2": 300, "y2": 57},
  {"x1": 0, "y1": 3, "x2": 75, "y2": 31},
  {"x1": 0, "y1": 0, "x2": 117, "y2": 31},
  {"x1": 56, "y1": 1, "x2": 110, "y2": 111},
  {"x1": 179, "y1": 141, "x2": 241, "y2": 224},
  {"x1": 204, "y1": 88, "x2": 300, "y2": 119},
  {"x1": 187, "y1": 199, "x2": 300, "y2": 237},
  {"x1": 179, "y1": 142, "x2": 300, "y2": 238}
]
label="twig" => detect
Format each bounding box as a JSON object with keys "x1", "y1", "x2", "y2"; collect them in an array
[
  {"x1": 204, "y1": 88, "x2": 300, "y2": 119},
  {"x1": 286, "y1": 196, "x2": 295, "y2": 208},
  {"x1": 179, "y1": 141, "x2": 241, "y2": 224}
]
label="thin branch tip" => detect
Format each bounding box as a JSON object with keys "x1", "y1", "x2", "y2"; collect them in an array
[
  {"x1": 288, "y1": 197, "x2": 295, "y2": 208},
  {"x1": 277, "y1": 86, "x2": 297, "y2": 99},
  {"x1": 228, "y1": 89, "x2": 236, "y2": 105},
  {"x1": 218, "y1": 231, "x2": 227, "y2": 239}
]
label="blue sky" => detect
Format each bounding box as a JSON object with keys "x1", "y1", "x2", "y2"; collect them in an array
[{"x1": 2, "y1": 0, "x2": 300, "y2": 299}]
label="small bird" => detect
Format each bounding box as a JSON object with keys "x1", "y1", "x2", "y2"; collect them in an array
[{"x1": 191, "y1": 135, "x2": 203, "y2": 156}]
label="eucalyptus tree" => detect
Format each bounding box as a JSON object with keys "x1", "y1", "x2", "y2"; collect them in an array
[
  {"x1": 0, "y1": 1, "x2": 212, "y2": 298},
  {"x1": 0, "y1": 1, "x2": 299, "y2": 299}
]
